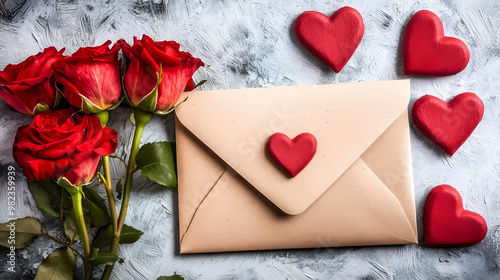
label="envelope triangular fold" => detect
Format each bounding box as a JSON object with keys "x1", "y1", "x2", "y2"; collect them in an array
[
  {"x1": 176, "y1": 80, "x2": 411, "y2": 215},
  {"x1": 180, "y1": 158, "x2": 417, "y2": 253},
  {"x1": 360, "y1": 110, "x2": 418, "y2": 234}
]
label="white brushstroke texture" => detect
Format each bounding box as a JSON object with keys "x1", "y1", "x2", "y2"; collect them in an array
[{"x1": 0, "y1": 0, "x2": 499, "y2": 279}]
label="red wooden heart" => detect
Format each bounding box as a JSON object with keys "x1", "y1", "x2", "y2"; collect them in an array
[
  {"x1": 294, "y1": 7, "x2": 364, "y2": 73},
  {"x1": 412, "y1": 92, "x2": 483, "y2": 156},
  {"x1": 424, "y1": 185, "x2": 487, "y2": 247},
  {"x1": 267, "y1": 133, "x2": 317, "y2": 178},
  {"x1": 402, "y1": 10, "x2": 470, "y2": 76}
]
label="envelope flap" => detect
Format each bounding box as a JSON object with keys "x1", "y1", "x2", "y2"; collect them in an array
[{"x1": 176, "y1": 80, "x2": 410, "y2": 215}]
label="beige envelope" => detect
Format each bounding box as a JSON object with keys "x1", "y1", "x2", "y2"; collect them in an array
[{"x1": 175, "y1": 80, "x2": 418, "y2": 254}]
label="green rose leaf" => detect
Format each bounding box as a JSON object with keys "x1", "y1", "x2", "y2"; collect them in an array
[
  {"x1": 137, "y1": 86, "x2": 158, "y2": 113},
  {"x1": 90, "y1": 247, "x2": 99, "y2": 260},
  {"x1": 33, "y1": 103, "x2": 50, "y2": 115},
  {"x1": 129, "y1": 109, "x2": 136, "y2": 126},
  {"x1": 137, "y1": 66, "x2": 162, "y2": 113},
  {"x1": 92, "y1": 224, "x2": 144, "y2": 248},
  {"x1": 82, "y1": 186, "x2": 111, "y2": 227},
  {"x1": 115, "y1": 176, "x2": 125, "y2": 199},
  {"x1": 91, "y1": 225, "x2": 112, "y2": 248},
  {"x1": 64, "y1": 208, "x2": 91, "y2": 241},
  {"x1": 157, "y1": 275, "x2": 184, "y2": 280},
  {"x1": 119, "y1": 224, "x2": 144, "y2": 244},
  {"x1": 27, "y1": 179, "x2": 72, "y2": 217},
  {"x1": 136, "y1": 142, "x2": 177, "y2": 188},
  {"x1": 91, "y1": 251, "x2": 120, "y2": 266},
  {"x1": 81, "y1": 95, "x2": 104, "y2": 114},
  {"x1": 34, "y1": 247, "x2": 76, "y2": 280},
  {"x1": 0, "y1": 217, "x2": 42, "y2": 249}
]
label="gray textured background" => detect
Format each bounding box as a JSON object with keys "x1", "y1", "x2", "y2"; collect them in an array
[{"x1": 0, "y1": 0, "x2": 499, "y2": 279}]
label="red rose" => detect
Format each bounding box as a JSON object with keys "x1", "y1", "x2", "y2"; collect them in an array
[
  {"x1": 0, "y1": 47, "x2": 64, "y2": 115},
  {"x1": 13, "y1": 108, "x2": 118, "y2": 185},
  {"x1": 119, "y1": 35, "x2": 204, "y2": 114},
  {"x1": 53, "y1": 41, "x2": 121, "y2": 114}
]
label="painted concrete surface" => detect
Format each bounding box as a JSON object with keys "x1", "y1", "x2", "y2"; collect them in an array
[{"x1": 0, "y1": 0, "x2": 499, "y2": 279}]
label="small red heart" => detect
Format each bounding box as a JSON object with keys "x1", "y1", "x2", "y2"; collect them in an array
[
  {"x1": 412, "y1": 92, "x2": 483, "y2": 156},
  {"x1": 294, "y1": 7, "x2": 364, "y2": 73},
  {"x1": 403, "y1": 10, "x2": 470, "y2": 76},
  {"x1": 267, "y1": 133, "x2": 317, "y2": 178},
  {"x1": 424, "y1": 185, "x2": 487, "y2": 247}
]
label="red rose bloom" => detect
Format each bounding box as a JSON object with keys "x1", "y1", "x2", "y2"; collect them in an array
[
  {"x1": 53, "y1": 41, "x2": 121, "y2": 114},
  {"x1": 13, "y1": 108, "x2": 118, "y2": 185},
  {"x1": 119, "y1": 35, "x2": 204, "y2": 114},
  {"x1": 0, "y1": 47, "x2": 64, "y2": 115}
]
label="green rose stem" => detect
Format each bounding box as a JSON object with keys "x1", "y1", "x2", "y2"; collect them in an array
[
  {"x1": 95, "y1": 111, "x2": 118, "y2": 233},
  {"x1": 101, "y1": 108, "x2": 152, "y2": 280},
  {"x1": 102, "y1": 156, "x2": 118, "y2": 230},
  {"x1": 66, "y1": 185, "x2": 91, "y2": 280}
]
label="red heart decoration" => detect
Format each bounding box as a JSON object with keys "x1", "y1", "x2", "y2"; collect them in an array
[
  {"x1": 267, "y1": 133, "x2": 317, "y2": 178},
  {"x1": 412, "y1": 92, "x2": 483, "y2": 156},
  {"x1": 294, "y1": 7, "x2": 364, "y2": 73},
  {"x1": 403, "y1": 10, "x2": 470, "y2": 76},
  {"x1": 424, "y1": 185, "x2": 487, "y2": 247}
]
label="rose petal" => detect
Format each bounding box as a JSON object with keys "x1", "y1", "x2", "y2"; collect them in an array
[
  {"x1": 94, "y1": 126, "x2": 118, "y2": 156},
  {"x1": 141, "y1": 35, "x2": 183, "y2": 67},
  {"x1": 0, "y1": 87, "x2": 35, "y2": 115},
  {"x1": 63, "y1": 152, "x2": 100, "y2": 186},
  {"x1": 156, "y1": 55, "x2": 204, "y2": 112},
  {"x1": 54, "y1": 59, "x2": 121, "y2": 110},
  {"x1": 76, "y1": 116, "x2": 103, "y2": 151},
  {"x1": 55, "y1": 156, "x2": 72, "y2": 178},
  {"x1": 17, "y1": 47, "x2": 65, "y2": 80},
  {"x1": 137, "y1": 42, "x2": 161, "y2": 73},
  {"x1": 185, "y1": 77, "x2": 195, "y2": 91},
  {"x1": 4, "y1": 76, "x2": 56, "y2": 113},
  {"x1": 124, "y1": 59, "x2": 157, "y2": 105},
  {"x1": 154, "y1": 40, "x2": 181, "y2": 56},
  {"x1": 22, "y1": 158, "x2": 57, "y2": 181},
  {"x1": 72, "y1": 40, "x2": 113, "y2": 59}
]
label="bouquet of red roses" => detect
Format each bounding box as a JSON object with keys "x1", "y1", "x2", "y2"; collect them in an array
[{"x1": 0, "y1": 35, "x2": 204, "y2": 280}]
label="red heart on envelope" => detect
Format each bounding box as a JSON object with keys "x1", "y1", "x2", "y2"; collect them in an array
[
  {"x1": 411, "y1": 92, "x2": 483, "y2": 156},
  {"x1": 294, "y1": 7, "x2": 364, "y2": 73},
  {"x1": 402, "y1": 10, "x2": 470, "y2": 76},
  {"x1": 267, "y1": 133, "x2": 317, "y2": 178},
  {"x1": 424, "y1": 184, "x2": 487, "y2": 247}
]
